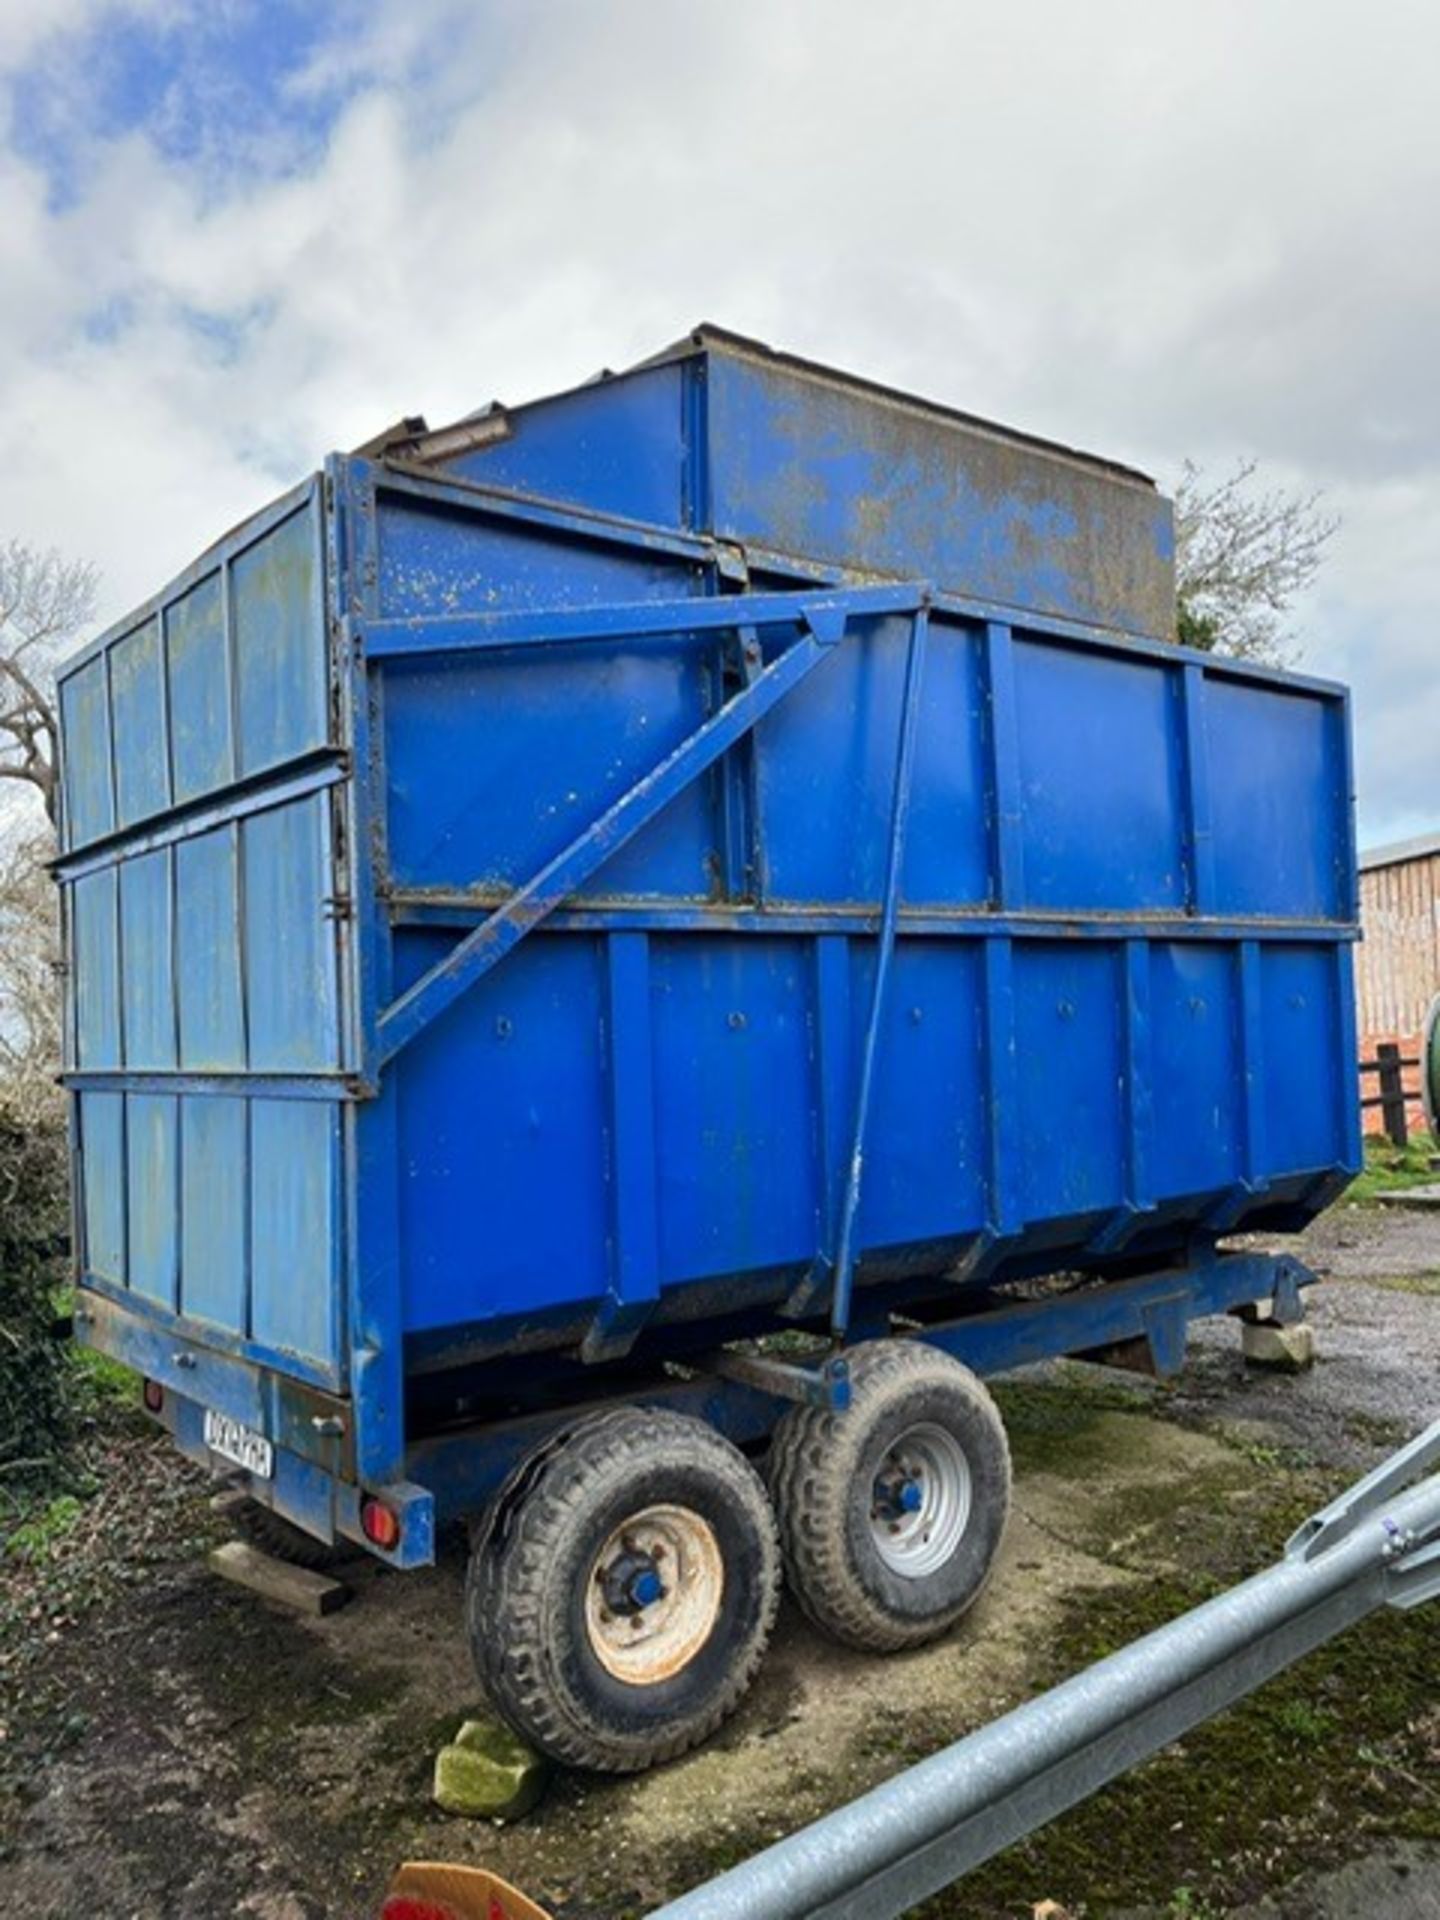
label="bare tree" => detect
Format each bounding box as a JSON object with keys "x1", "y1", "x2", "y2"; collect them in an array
[
  {"x1": 1173, "y1": 459, "x2": 1337, "y2": 667},
  {"x1": 0, "y1": 540, "x2": 99, "y2": 826},
  {"x1": 0, "y1": 831, "x2": 63, "y2": 1126}
]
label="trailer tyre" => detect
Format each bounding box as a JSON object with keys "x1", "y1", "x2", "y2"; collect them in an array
[
  {"x1": 770, "y1": 1341, "x2": 1010, "y2": 1653},
  {"x1": 231, "y1": 1499, "x2": 354, "y2": 1572},
  {"x1": 468, "y1": 1408, "x2": 781, "y2": 1772}
]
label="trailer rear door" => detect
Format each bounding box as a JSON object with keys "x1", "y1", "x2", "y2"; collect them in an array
[{"x1": 56, "y1": 479, "x2": 352, "y2": 1391}]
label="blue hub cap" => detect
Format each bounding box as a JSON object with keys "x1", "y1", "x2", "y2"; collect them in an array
[
  {"x1": 629, "y1": 1566, "x2": 664, "y2": 1609},
  {"x1": 598, "y1": 1544, "x2": 667, "y2": 1616},
  {"x1": 872, "y1": 1468, "x2": 924, "y2": 1521}
]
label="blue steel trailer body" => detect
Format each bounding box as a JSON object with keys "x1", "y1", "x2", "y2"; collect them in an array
[{"x1": 60, "y1": 327, "x2": 1360, "y2": 1574}]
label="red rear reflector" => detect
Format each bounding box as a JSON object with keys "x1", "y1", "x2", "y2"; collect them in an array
[
  {"x1": 142, "y1": 1378, "x2": 165, "y2": 1414},
  {"x1": 361, "y1": 1496, "x2": 402, "y2": 1549},
  {"x1": 381, "y1": 1899, "x2": 459, "y2": 1920}
]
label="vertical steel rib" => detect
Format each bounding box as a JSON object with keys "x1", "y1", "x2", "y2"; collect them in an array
[{"x1": 828, "y1": 606, "x2": 929, "y2": 1338}]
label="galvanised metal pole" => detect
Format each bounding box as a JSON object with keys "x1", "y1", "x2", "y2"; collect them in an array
[{"x1": 648, "y1": 1422, "x2": 1440, "y2": 1920}]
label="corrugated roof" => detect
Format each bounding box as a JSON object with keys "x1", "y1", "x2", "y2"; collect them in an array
[{"x1": 1359, "y1": 830, "x2": 1440, "y2": 873}]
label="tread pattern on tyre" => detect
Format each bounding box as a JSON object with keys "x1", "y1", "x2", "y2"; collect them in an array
[
  {"x1": 469, "y1": 1406, "x2": 780, "y2": 1772},
  {"x1": 770, "y1": 1339, "x2": 1012, "y2": 1653},
  {"x1": 232, "y1": 1500, "x2": 354, "y2": 1572}
]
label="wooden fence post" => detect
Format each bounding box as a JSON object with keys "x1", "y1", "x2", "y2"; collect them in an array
[{"x1": 1377, "y1": 1040, "x2": 1409, "y2": 1149}]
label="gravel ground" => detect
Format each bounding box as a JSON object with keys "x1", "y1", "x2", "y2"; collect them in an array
[
  {"x1": 1176, "y1": 1197, "x2": 1440, "y2": 1918},
  {"x1": 1176, "y1": 1200, "x2": 1440, "y2": 1459}
]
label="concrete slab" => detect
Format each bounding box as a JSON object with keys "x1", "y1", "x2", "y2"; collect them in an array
[{"x1": 1374, "y1": 1182, "x2": 1440, "y2": 1209}]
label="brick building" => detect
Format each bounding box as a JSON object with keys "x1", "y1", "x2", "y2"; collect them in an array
[{"x1": 1355, "y1": 831, "x2": 1440, "y2": 1133}]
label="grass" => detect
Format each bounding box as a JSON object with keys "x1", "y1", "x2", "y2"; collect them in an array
[{"x1": 1346, "y1": 1130, "x2": 1439, "y2": 1202}]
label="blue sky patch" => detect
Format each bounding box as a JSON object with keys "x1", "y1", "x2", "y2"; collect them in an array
[{"x1": 7, "y1": 2, "x2": 368, "y2": 209}]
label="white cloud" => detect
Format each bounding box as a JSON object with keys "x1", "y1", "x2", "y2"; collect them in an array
[{"x1": 1, "y1": 0, "x2": 1437, "y2": 840}]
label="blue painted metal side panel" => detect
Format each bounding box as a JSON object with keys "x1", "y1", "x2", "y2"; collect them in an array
[
  {"x1": 72, "y1": 868, "x2": 121, "y2": 1068},
  {"x1": 375, "y1": 491, "x2": 714, "y2": 901},
  {"x1": 56, "y1": 480, "x2": 347, "y2": 1389},
  {"x1": 1012, "y1": 640, "x2": 1185, "y2": 911},
  {"x1": 118, "y1": 849, "x2": 175, "y2": 1067},
  {"x1": 1205, "y1": 675, "x2": 1347, "y2": 920},
  {"x1": 354, "y1": 464, "x2": 1356, "y2": 1376},
  {"x1": 383, "y1": 645, "x2": 717, "y2": 899},
  {"x1": 232, "y1": 505, "x2": 327, "y2": 777},
  {"x1": 126, "y1": 1092, "x2": 178, "y2": 1309},
  {"x1": 175, "y1": 828, "x2": 246, "y2": 1069},
  {"x1": 179, "y1": 1095, "x2": 248, "y2": 1332},
  {"x1": 856, "y1": 940, "x2": 987, "y2": 1248},
  {"x1": 649, "y1": 936, "x2": 818, "y2": 1283},
  {"x1": 444, "y1": 336, "x2": 1176, "y2": 637},
  {"x1": 393, "y1": 930, "x2": 611, "y2": 1331},
  {"x1": 1147, "y1": 944, "x2": 1244, "y2": 1197},
  {"x1": 902, "y1": 621, "x2": 990, "y2": 907},
  {"x1": 441, "y1": 361, "x2": 689, "y2": 528},
  {"x1": 242, "y1": 794, "x2": 340, "y2": 1072},
  {"x1": 375, "y1": 490, "x2": 689, "y2": 618},
  {"x1": 110, "y1": 619, "x2": 169, "y2": 826},
  {"x1": 57, "y1": 483, "x2": 328, "y2": 846},
  {"x1": 1014, "y1": 943, "x2": 1124, "y2": 1225},
  {"x1": 1260, "y1": 944, "x2": 1344, "y2": 1174},
  {"x1": 78, "y1": 1092, "x2": 126, "y2": 1282},
  {"x1": 59, "y1": 655, "x2": 115, "y2": 846},
  {"x1": 754, "y1": 613, "x2": 987, "y2": 906},
  {"x1": 250, "y1": 1099, "x2": 342, "y2": 1369},
  {"x1": 166, "y1": 573, "x2": 232, "y2": 802}
]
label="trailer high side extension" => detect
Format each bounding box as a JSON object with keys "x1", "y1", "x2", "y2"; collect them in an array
[{"x1": 60, "y1": 326, "x2": 1361, "y2": 1770}]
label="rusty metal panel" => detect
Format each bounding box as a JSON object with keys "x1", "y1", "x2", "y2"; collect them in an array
[{"x1": 704, "y1": 344, "x2": 1175, "y2": 637}]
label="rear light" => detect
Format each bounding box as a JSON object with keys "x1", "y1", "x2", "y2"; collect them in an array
[
  {"x1": 380, "y1": 1899, "x2": 459, "y2": 1920},
  {"x1": 361, "y1": 1495, "x2": 402, "y2": 1550},
  {"x1": 142, "y1": 1378, "x2": 165, "y2": 1414}
]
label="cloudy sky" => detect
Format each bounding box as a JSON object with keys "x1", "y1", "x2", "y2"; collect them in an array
[{"x1": 1, "y1": 0, "x2": 1435, "y2": 846}]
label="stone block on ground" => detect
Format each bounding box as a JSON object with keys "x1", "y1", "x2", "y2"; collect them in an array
[
  {"x1": 1242, "y1": 1319, "x2": 1316, "y2": 1373},
  {"x1": 433, "y1": 1716, "x2": 547, "y2": 1821}
]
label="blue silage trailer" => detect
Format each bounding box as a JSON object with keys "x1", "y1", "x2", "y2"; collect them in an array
[{"x1": 60, "y1": 327, "x2": 1361, "y2": 1771}]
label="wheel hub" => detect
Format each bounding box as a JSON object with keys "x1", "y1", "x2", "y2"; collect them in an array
[
  {"x1": 584, "y1": 1503, "x2": 725, "y2": 1684},
  {"x1": 872, "y1": 1470, "x2": 925, "y2": 1521},
  {"x1": 598, "y1": 1545, "x2": 667, "y2": 1617},
  {"x1": 868, "y1": 1421, "x2": 973, "y2": 1579}
]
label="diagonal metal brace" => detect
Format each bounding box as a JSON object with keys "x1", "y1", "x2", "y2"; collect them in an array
[{"x1": 375, "y1": 585, "x2": 926, "y2": 1065}]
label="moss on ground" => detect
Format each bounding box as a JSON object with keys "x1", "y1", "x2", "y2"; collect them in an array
[
  {"x1": 1350, "y1": 1270, "x2": 1440, "y2": 1296},
  {"x1": 911, "y1": 1577, "x2": 1439, "y2": 1917},
  {"x1": 990, "y1": 1371, "x2": 1158, "y2": 1479},
  {"x1": 1346, "y1": 1131, "x2": 1439, "y2": 1203}
]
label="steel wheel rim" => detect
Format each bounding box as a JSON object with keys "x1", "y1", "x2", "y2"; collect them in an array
[
  {"x1": 869, "y1": 1421, "x2": 973, "y2": 1579},
  {"x1": 584, "y1": 1503, "x2": 724, "y2": 1684}
]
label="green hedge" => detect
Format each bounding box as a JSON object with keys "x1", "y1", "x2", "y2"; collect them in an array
[{"x1": 0, "y1": 1111, "x2": 71, "y2": 1484}]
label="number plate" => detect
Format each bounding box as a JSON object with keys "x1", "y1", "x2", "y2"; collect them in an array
[{"x1": 203, "y1": 1409, "x2": 274, "y2": 1480}]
